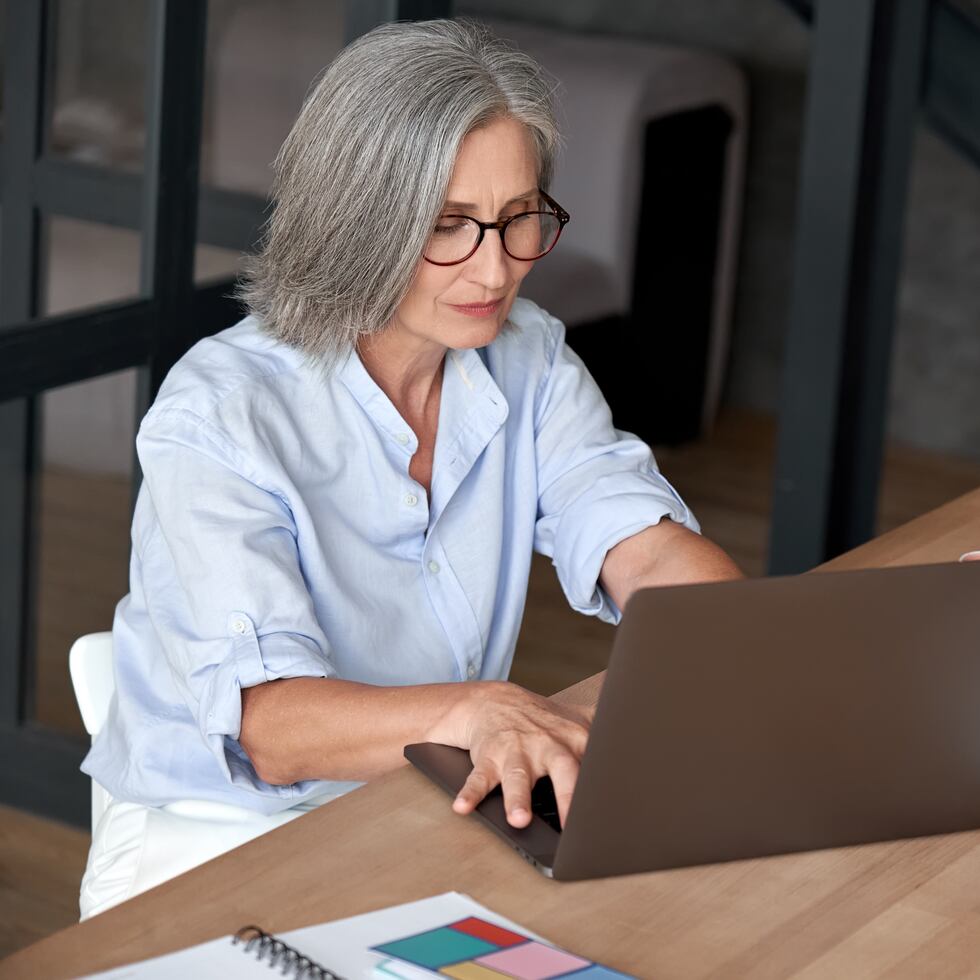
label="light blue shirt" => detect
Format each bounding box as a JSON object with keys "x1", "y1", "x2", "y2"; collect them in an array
[{"x1": 83, "y1": 298, "x2": 698, "y2": 814}]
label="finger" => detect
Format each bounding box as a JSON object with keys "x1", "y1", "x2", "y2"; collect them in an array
[
  {"x1": 560, "y1": 704, "x2": 595, "y2": 748},
  {"x1": 546, "y1": 754, "x2": 581, "y2": 829},
  {"x1": 569, "y1": 720, "x2": 591, "y2": 759},
  {"x1": 499, "y1": 761, "x2": 534, "y2": 828},
  {"x1": 959, "y1": 551, "x2": 980, "y2": 562},
  {"x1": 453, "y1": 767, "x2": 494, "y2": 815}
]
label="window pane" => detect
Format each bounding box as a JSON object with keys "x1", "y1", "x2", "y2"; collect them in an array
[
  {"x1": 49, "y1": 0, "x2": 148, "y2": 171},
  {"x1": 200, "y1": 0, "x2": 346, "y2": 197},
  {"x1": 195, "y1": 2, "x2": 346, "y2": 285},
  {"x1": 195, "y1": 242, "x2": 243, "y2": 285},
  {"x1": 43, "y1": 216, "x2": 142, "y2": 316},
  {"x1": 33, "y1": 369, "x2": 137, "y2": 737}
]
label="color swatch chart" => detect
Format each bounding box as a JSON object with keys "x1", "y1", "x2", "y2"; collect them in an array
[{"x1": 372, "y1": 915, "x2": 635, "y2": 979}]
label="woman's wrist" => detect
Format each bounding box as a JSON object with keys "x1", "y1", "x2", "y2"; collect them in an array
[{"x1": 425, "y1": 679, "x2": 506, "y2": 748}]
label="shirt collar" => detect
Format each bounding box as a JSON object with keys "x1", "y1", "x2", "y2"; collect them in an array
[{"x1": 337, "y1": 348, "x2": 420, "y2": 454}]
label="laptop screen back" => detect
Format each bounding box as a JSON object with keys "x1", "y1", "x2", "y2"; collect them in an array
[{"x1": 554, "y1": 561, "x2": 980, "y2": 880}]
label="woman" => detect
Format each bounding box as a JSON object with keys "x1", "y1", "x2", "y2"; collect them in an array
[{"x1": 80, "y1": 18, "x2": 741, "y2": 917}]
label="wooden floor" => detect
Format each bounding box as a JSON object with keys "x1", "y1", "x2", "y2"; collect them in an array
[
  {"x1": 3, "y1": 407, "x2": 980, "y2": 959},
  {"x1": 0, "y1": 804, "x2": 90, "y2": 959}
]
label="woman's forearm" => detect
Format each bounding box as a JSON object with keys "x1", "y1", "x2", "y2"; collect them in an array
[
  {"x1": 599, "y1": 520, "x2": 743, "y2": 612},
  {"x1": 238, "y1": 675, "x2": 483, "y2": 785},
  {"x1": 240, "y1": 671, "x2": 593, "y2": 829}
]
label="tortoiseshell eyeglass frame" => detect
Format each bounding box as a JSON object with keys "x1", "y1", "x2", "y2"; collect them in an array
[{"x1": 423, "y1": 189, "x2": 570, "y2": 266}]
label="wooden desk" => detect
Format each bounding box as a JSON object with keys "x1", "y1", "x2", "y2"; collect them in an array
[{"x1": 6, "y1": 489, "x2": 980, "y2": 979}]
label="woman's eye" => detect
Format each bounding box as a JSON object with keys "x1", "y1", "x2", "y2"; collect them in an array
[{"x1": 433, "y1": 220, "x2": 467, "y2": 236}]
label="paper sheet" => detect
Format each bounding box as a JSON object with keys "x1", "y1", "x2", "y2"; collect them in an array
[{"x1": 77, "y1": 893, "x2": 552, "y2": 979}]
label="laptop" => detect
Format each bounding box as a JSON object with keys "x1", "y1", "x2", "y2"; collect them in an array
[{"x1": 405, "y1": 560, "x2": 980, "y2": 880}]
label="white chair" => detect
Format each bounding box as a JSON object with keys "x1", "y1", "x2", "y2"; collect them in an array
[
  {"x1": 69, "y1": 631, "x2": 116, "y2": 831},
  {"x1": 70, "y1": 629, "x2": 336, "y2": 916}
]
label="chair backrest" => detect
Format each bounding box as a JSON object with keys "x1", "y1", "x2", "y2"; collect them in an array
[{"x1": 69, "y1": 632, "x2": 115, "y2": 737}]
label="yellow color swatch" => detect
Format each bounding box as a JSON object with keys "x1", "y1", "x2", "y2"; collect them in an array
[{"x1": 439, "y1": 961, "x2": 511, "y2": 979}]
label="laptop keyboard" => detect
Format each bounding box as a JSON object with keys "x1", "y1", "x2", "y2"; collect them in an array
[
  {"x1": 485, "y1": 776, "x2": 563, "y2": 832},
  {"x1": 531, "y1": 776, "x2": 562, "y2": 833}
]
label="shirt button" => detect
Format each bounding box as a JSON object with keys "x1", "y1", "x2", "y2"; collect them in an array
[
  {"x1": 467, "y1": 664, "x2": 477, "y2": 679},
  {"x1": 231, "y1": 619, "x2": 248, "y2": 635},
  {"x1": 396, "y1": 433, "x2": 410, "y2": 445},
  {"x1": 404, "y1": 493, "x2": 418, "y2": 507},
  {"x1": 427, "y1": 560, "x2": 440, "y2": 574}
]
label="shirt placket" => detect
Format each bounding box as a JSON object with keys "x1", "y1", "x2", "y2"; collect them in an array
[
  {"x1": 421, "y1": 350, "x2": 509, "y2": 682},
  {"x1": 339, "y1": 348, "x2": 507, "y2": 682}
]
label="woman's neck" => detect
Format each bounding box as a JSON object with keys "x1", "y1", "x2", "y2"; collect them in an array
[{"x1": 356, "y1": 330, "x2": 446, "y2": 429}]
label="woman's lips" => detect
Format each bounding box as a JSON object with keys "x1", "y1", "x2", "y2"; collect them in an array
[{"x1": 448, "y1": 299, "x2": 503, "y2": 318}]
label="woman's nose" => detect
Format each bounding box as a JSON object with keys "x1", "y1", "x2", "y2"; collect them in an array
[{"x1": 466, "y1": 229, "x2": 510, "y2": 289}]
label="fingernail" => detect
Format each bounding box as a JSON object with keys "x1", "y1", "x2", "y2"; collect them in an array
[
  {"x1": 959, "y1": 551, "x2": 980, "y2": 562},
  {"x1": 511, "y1": 807, "x2": 529, "y2": 821}
]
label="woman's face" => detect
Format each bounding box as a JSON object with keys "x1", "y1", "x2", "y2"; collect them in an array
[{"x1": 387, "y1": 116, "x2": 541, "y2": 355}]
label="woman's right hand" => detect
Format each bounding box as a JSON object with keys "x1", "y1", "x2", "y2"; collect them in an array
[{"x1": 441, "y1": 681, "x2": 594, "y2": 830}]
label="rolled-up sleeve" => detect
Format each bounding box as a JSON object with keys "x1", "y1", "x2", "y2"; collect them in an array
[
  {"x1": 532, "y1": 316, "x2": 700, "y2": 624},
  {"x1": 135, "y1": 407, "x2": 337, "y2": 793}
]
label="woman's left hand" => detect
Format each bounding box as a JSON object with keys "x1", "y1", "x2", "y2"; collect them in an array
[{"x1": 439, "y1": 681, "x2": 595, "y2": 830}]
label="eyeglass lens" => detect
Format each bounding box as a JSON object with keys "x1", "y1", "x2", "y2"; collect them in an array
[{"x1": 424, "y1": 211, "x2": 562, "y2": 264}]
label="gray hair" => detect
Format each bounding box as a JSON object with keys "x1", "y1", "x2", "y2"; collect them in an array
[{"x1": 237, "y1": 18, "x2": 561, "y2": 364}]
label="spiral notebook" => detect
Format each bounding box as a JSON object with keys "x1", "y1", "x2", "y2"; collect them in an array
[{"x1": 79, "y1": 892, "x2": 635, "y2": 979}]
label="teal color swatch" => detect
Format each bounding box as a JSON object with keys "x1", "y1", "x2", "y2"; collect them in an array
[{"x1": 374, "y1": 927, "x2": 499, "y2": 968}]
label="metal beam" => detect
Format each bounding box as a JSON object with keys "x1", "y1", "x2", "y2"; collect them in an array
[
  {"x1": 0, "y1": 0, "x2": 47, "y2": 732},
  {"x1": 32, "y1": 156, "x2": 266, "y2": 253},
  {"x1": 923, "y1": 0, "x2": 980, "y2": 167},
  {"x1": 191, "y1": 276, "x2": 245, "y2": 334},
  {"x1": 140, "y1": 0, "x2": 209, "y2": 397},
  {"x1": 0, "y1": 301, "x2": 155, "y2": 403},
  {"x1": 769, "y1": 0, "x2": 930, "y2": 573},
  {"x1": 0, "y1": 404, "x2": 32, "y2": 727},
  {"x1": 0, "y1": 280, "x2": 244, "y2": 407},
  {"x1": 0, "y1": 1, "x2": 45, "y2": 324}
]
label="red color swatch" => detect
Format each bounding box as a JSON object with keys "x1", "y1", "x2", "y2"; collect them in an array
[{"x1": 451, "y1": 917, "x2": 527, "y2": 948}]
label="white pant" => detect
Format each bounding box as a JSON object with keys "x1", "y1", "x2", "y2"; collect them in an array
[{"x1": 79, "y1": 787, "x2": 341, "y2": 919}]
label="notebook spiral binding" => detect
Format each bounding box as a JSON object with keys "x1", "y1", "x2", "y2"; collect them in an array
[{"x1": 232, "y1": 925, "x2": 346, "y2": 980}]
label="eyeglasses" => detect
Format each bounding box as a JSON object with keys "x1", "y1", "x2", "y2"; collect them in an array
[{"x1": 423, "y1": 190, "x2": 570, "y2": 266}]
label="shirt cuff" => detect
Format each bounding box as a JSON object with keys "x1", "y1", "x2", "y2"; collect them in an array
[
  {"x1": 553, "y1": 474, "x2": 699, "y2": 625},
  {"x1": 198, "y1": 611, "x2": 336, "y2": 797}
]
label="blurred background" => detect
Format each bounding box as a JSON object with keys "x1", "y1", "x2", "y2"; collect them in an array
[{"x1": 0, "y1": 0, "x2": 977, "y2": 955}]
